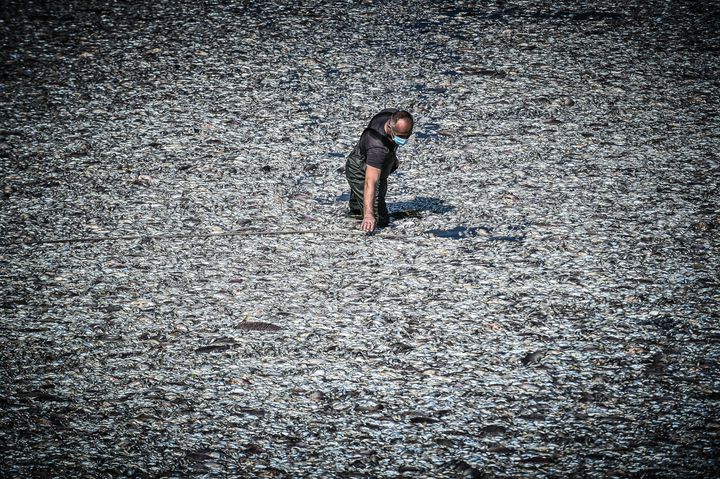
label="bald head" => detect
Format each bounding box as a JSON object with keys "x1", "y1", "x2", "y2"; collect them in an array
[{"x1": 388, "y1": 110, "x2": 414, "y2": 137}]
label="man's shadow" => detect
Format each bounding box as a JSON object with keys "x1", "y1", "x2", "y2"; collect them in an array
[{"x1": 388, "y1": 196, "x2": 454, "y2": 219}]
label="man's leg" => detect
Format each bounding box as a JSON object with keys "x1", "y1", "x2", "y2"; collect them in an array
[
  {"x1": 376, "y1": 179, "x2": 389, "y2": 227},
  {"x1": 347, "y1": 185, "x2": 364, "y2": 216},
  {"x1": 345, "y1": 158, "x2": 365, "y2": 216}
]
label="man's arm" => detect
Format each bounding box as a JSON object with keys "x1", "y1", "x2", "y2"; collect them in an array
[{"x1": 361, "y1": 165, "x2": 381, "y2": 232}]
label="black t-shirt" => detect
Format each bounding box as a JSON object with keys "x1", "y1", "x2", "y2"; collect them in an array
[{"x1": 358, "y1": 108, "x2": 398, "y2": 176}]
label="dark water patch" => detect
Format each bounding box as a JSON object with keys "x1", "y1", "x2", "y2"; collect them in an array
[
  {"x1": 428, "y1": 226, "x2": 486, "y2": 239},
  {"x1": 460, "y1": 66, "x2": 508, "y2": 77},
  {"x1": 487, "y1": 235, "x2": 525, "y2": 242},
  {"x1": 390, "y1": 210, "x2": 424, "y2": 220},
  {"x1": 507, "y1": 223, "x2": 530, "y2": 232},
  {"x1": 391, "y1": 197, "x2": 454, "y2": 215},
  {"x1": 237, "y1": 407, "x2": 267, "y2": 416},
  {"x1": 522, "y1": 455, "x2": 555, "y2": 464},
  {"x1": 518, "y1": 412, "x2": 546, "y2": 421},
  {"x1": 413, "y1": 84, "x2": 448, "y2": 95},
  {"x1": 443, "y1": 460, "x2": 484, "y2": 479},
  {"x1": 185, "y1": 448, "x2": 226, "y2": 462},
  {"x1": 520, "y1": 350, "x2": 544, "y2": 366},
  {"x1": 435, "y1": 6, "x2": 521, "y2": 20},
  {"x1": 478, "y1": 424, "x2": 507, "y2": 436},
  {"x1": 108, "y1": 350, "x2": 146, "y2": 359},
  {"x1": 326, "y1": 152, "x2": 345, "y2": 158},
  {"x1": 644, "y1": 316, "x2": 675, "y2": 330},
  {"x1": 236, "y1": 321, "x2": 282, "y2": 332},
  {"x1": 444, "y1": 67, "x2": 507, "y2": 78},
  {"x1": 195, "y1": 344, "x2": 235, "y2": 354},
  {"x1": 415, "y1": 122, "x2": 442, "y2": 140},
  {"x1": 488, "y1": 445, "x2": 515, "y2": 454},
  {"x1": 409, "y1": 415, "x2": 439, "y2": 424},
  {"x1": 16, "y1": 327, "x2": 49, "y2": 333},
  {"x1": 398, "y1": 465, "x2": 426, "y2": 474},
  {"x1": 441, "y1": 69, "x2": 462, "y2": 77},
  {"x1": 0, "y1": 129, "x2": 23, "y2": 139},
  {"x1": 698, "y1": 390, "x2": 720, "y2": 401},
  {"x1": 18, "y1": 391, "x2": 65, "y2": 402}
]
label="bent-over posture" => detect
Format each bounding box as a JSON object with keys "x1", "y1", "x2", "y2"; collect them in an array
[{"x1": 345, "y1": 108, "x2": 414, "y2": 232}]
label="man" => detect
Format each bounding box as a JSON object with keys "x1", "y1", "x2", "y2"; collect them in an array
[{"x1": 345, "y1": 108, "x2": 414, "y2": 232}]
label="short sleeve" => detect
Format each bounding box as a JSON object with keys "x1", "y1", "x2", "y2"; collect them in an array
[{"x1": 366, "y1": 146, "x2": 389, "y2": 169}]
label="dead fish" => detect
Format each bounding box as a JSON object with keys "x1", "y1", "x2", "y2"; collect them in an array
[{"x1": 309, "y1": 391, "x2": 326, "y2": 401}]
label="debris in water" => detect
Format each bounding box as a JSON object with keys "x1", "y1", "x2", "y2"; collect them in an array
[{"x1": 0, "y1": 1, "x2": 718, "y2": 478}]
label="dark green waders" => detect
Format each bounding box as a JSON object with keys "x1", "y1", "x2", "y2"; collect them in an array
[{"x1": 345, "y1": 144, "x2": 393, "y2": 227}]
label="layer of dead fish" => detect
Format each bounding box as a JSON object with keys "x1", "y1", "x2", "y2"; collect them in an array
[{"x1": 1, "y1": 0, "x2": 719, "y2": 478}]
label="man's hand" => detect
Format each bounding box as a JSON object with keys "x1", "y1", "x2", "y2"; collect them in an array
[{"x1": 360, "y1": 215, "x2": 376, "y2": 232}]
